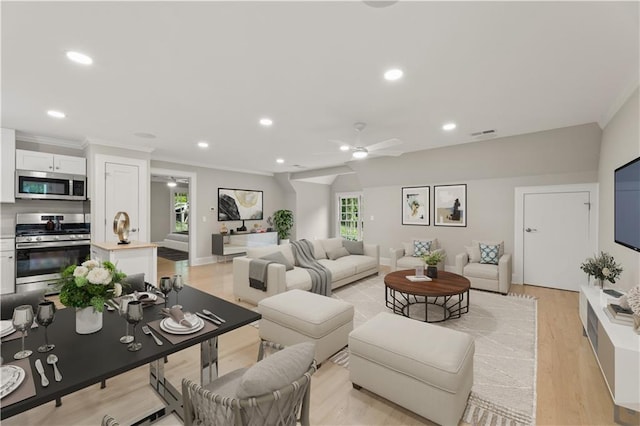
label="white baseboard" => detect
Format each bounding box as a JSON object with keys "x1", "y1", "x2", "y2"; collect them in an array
[
  {"x1": 161, "y1": 239, "x2": 189, "y2": 252},
  {"x1": 192, "y1": 256, "x2": 215, "y2": 266}
]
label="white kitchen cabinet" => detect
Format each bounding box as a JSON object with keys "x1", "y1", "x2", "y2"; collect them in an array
[
  {"x1": 0, "y1": 128, "x2": 16, "y2": 203},
  {"x1": 91, "y1": 242, "x2": 157, "y2": 287},
  {"x1": 16, "y1": 149, "x2": 86, "y2": 175},
  {"x1": 0, "y1": 238, "x2": 16, "y2": 295}
]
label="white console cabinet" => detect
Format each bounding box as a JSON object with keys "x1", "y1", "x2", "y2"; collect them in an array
[
  {"x1": 91, "y1": 241, "x2": 157, "y2": 287},
  {"x1": 16, "y1": 149, "x2": 86, "y2": 175},
  {"x1": 212, "y1": 231, "x2": 277, "y2": 260},
  {"x1": 579, "y1": 286, "x2": 640, "y2": 423}
]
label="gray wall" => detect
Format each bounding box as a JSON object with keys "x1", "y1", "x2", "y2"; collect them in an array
[
  {"x1": 150, "y1": 182, "x2": 171, "y2": 243},
  {"x1": 332, "y1": 123, "x2": 602, "y2": 268},
  {"x1": 598, "y1": 88, "x2": 639, "y2": 292}
]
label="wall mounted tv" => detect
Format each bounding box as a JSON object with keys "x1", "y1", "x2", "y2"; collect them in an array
[
  {"x1": 614, "y1": 156, "x2": 640, "y2": 252},
  {"x1": 218, "y1": 188, "x2": 263, "y2": 222}
]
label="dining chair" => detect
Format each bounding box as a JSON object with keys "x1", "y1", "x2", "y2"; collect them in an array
[
  {"x1": 0, "y1": 289, "x2": 47, "y2": 320},
  {"x1": 182, "y1": 341, "x2": 317, "y2": 426}
]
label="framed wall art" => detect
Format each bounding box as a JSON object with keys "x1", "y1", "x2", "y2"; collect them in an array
[
  {"x1": 402, "y1": 186, "x2": 430, "y2": 226},
  {"x1": 434, "y1": 184, "x2": 467, "y2": 227}
]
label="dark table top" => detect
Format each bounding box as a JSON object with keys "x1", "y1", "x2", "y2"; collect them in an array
[
  {"x1": 0, "y1": 286, "x2": 261, "y2": 420},
  {"x1": 384, "y1": 270, "x2": 470, "y2": 297}
]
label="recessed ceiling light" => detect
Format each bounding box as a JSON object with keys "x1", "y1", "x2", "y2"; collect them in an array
[
  {"x1": 352, "y1": 148, "x2": 368, "y2": 159},
  {"x1": 197, "y1": 141, "x2": 209, "y2": 148},
  {"x1": 47, "y1": 110, "x2": 66, "y2": 119},
  {"x1": 442, "y1": 122, "x2": 457, "y2": 131},
  {"x1": 66, "y1": 51, "x2": 93, "y2": 65},
  {"x1": 384, "y1": 68, "x2": 403, "y2": 81},
  {"x1": 339, "y1": 145, "x2": 350, "y2": 152},
  {"x1": 134, "y1": 132, "x2": 156, "y2": 139},
  {"x1": 259, "y1": 118, "x2": 273, "y2": 126},
  {"x1": 276, "y1": 158, "x2": 285, "y2": 164}
]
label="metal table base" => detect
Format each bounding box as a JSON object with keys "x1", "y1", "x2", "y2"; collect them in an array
[{"x1": 386, "y1": 287, "x2": 469, "y2": 323}]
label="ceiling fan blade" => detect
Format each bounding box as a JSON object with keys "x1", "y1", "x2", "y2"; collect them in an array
[{"x1": 365, "y1": 138, "x2": 402, "y2": 152}]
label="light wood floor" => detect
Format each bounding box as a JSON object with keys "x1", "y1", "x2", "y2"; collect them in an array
[{"x1": 4, "y1": 259, "x2": 616, "y2": 425}]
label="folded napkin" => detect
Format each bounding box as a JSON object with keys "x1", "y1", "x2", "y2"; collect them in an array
[{"x1": 160, "y1": 307, "x2": 193, "y2": 328}]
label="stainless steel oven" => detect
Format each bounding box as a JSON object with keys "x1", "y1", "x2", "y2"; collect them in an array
[{"x1": 15, "y1": 213, "x2": 90, "y2": 295}]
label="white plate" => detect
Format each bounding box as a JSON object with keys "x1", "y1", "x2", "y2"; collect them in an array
[
  {"x1": 0, "y1": 365, "x2": 25, "y2": 400},
  {"x1": 136, "y1": 292, "x2": 157, "y2": 302},
  {"x1": 162, "y1": 314, "x2": 202, "y2": 331},
  {"x1": 0, "y1": 326, "x2": 15, "y2": 338},
  {"x1": 0, "y1": 320, "x2": 13, "y2": 334},
  {"x1": 160, "y1": 318, "x2": 205, "y2": 335}
]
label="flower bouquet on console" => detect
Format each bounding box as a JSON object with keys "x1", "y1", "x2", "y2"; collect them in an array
[
  {"x1": 58, "y1": 260, "x2": 126, "y2": 313},
  {"x1": 579, "y1": 251, "x2": 623, "y2": 287}
]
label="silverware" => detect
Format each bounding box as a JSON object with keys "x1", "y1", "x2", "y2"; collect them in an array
[
  {"x1": 202, "y1": 309, "x2": 226, "y2": 323},
  {"x1": 196, "y1": 312, "x2": 221, "y2": 325},
  {"x1": 104, "y1": 302, "x2": 115, "y2": 312},
  {"x1": 142, "y1": 325, "x2": 163, "y2": 345},
  {"x1": 35, "y1": 359, "x2": 49, "y2": 387},
  {"x1": 46, "y1": 354, "x2": 62, "y2": 382}
]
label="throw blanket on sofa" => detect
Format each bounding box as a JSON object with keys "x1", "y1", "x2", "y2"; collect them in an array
[
  {"x1": 291, "y1": 239, "x2": 332, "y2": 297},
  {"x1": 249, "y1": 258, "x2": 275, "y2": 291}
]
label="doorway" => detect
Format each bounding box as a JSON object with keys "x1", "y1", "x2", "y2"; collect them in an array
[{"x1": 514, "y1": 184, "x2": 598, "y2": 291}]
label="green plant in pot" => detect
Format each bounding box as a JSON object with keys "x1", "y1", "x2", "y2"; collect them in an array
[
  {"x1": 273, "y1": 209, "x2": 294, "y2": 243},
  {"x1": 421, "y1": 251, "x2": 446, "y2": 279}
]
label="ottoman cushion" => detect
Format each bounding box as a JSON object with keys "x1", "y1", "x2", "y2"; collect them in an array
[
  {"x1": 349, "y1": 312, "x2": 474, "y2": 393},
  {"x1": 258, "y1": 289, "x2": 354, "y2": 339}
]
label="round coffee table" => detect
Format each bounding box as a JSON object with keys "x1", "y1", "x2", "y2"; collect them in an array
[{"x1": 384, "y1": 270, "x2": 470, "y2": 323}]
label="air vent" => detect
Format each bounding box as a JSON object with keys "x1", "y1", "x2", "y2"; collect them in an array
[
  {"x1": 470, "y1": 129, "x2": 497, "y2": 140},
  {"x1": 292, "y1": 164, "x2": 306, "y2": 169}
]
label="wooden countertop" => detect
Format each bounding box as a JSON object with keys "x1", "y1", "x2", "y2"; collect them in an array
[{"x1": 92, "y1": 241, "x2": 158, "y2": 251}]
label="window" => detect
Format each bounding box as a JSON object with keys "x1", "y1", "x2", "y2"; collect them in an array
[
  {"x1": 173, "y1": 190, "x2": 189, "y2": 232},
  {"x1": 337, "y1": 192, "x2": 363, "y2": 241}
]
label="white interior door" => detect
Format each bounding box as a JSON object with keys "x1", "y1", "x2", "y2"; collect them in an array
[
  {"x1": 105, "y1": 162, "x2": 140, "y2": 242},
  {"x1": 523, "y1": 191, "x2": 592, "y2": 291}
]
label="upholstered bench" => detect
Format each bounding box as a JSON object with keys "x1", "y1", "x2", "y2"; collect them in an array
[
  {"x1": 257, "y1": 289, "x2": 354, "y2": 364},
  {"x1": 349, "y1": 312, "x2": 474, "y2": 425}
]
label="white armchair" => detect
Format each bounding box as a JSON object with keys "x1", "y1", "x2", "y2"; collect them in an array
[
  {"x1": 389, "y1": 238, "x2": 445, "y2": 271},
  {"x1": 454, "y1": 240, "x2": 511, "y2": 294}
]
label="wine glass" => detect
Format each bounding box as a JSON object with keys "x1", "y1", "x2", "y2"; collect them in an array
[
  {"x1": 119, "y1": 295, "x2": 135, "y2": 344},
  {"x1": 159, "y1": 276, "x2": 173, "y2": 307},
  {"x1": 172, "y1": 275, "x2": 184, "y2": 309},
  {"x1": 12, "y1": 305, "x2": 34, "y2": 359},
  {"x1": 126, "y1": 300, "x2": 143, "y2": 352},
  {"x1": 36, "y1": 301, "x2": 56, "y2": 353}
]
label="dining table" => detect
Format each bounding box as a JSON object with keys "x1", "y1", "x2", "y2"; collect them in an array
[{"x1": 0, "y1": 285, "x2": 261, "y2": 424}]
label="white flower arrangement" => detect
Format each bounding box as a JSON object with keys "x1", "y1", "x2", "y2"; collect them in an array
[
  {"x1": 579, "y1": 252, "x2": 623, "y2": 284},
  {"x1": 58, "y1": 260, "x2": 126, "y2": 312}
]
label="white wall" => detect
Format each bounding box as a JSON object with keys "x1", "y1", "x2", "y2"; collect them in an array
[
  {"x1": 598, "y1": 88, "x2": 639, "y2": 292},
  {"x1": 150, "y1": 182, "x2": 171, "y2": 242},
  {"x1": 291, "y1": 181, "x2": 331, "y2": 240}
]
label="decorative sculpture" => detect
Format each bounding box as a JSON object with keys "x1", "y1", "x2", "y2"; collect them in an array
[{"x1": 113, "y1": 211, "x2": 131, "y2": 245}]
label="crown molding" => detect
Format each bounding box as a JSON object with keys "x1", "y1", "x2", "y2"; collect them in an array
[
  {"x1": 15, "y1": 132, "x2": 84, "y2": 150},
  {"x1": 150, "y1": 155, "x2": 274, "y2": 177},
  {"x1": 83, "y1": 137, "x2": 156, "y2": 153}
]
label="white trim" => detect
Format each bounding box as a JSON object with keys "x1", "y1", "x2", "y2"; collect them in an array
[
  {"x1": 335, "y1": 191, "x2": 363, "y2": 239},
  {"x1": 513, "y1": 183, "x2": 598, "y2": 284},
  {"x1": 192, "y1": 256, "x2": 215, "y2": 266},
  {"x1": 85, "y1": 138, "x2": 155, "y2": 153},
  {"x1": 151, "y1": 167, "x2": 197, "y2": 267},
  {"x1": 16, "y1": 132, "x2": 84, "y2": 149},
  {"x1": 151, "y1": 155, "x2": 274, "y2": 177}
]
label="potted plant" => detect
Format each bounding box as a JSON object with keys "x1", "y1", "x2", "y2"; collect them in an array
[
  {"x1": 273, "y1": 209, "x2": 294, "y2": 244},
  {"x1": 579, "y1": 251, "x2": 623, "y2": 288},
  {"x1": 421, "y1": 251, "x2": 446, "y2": 279}
]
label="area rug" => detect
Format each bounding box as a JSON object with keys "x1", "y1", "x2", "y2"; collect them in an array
[
  {"x1": 330, "y1": 275, "x2": 537, "y2": 426},
  {"x1": 157, "y1": 247, "x2": 189, "y2": 262}
]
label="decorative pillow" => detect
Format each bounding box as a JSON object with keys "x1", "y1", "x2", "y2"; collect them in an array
[
  {"x1": 479, "y1": 243, "x2": 500, "y2": 265},
  {"x1": 327, "y1": 247, "x2": 350, "y2": 260},
  {"x1": 465, "y1": 245, "x2": 481, "y2": 263},
  {"x1": 122, "y1": 273, "x2": 146, "y2": 293},
  {"x1": 413, "y1": 240, "x2": 432, "y2": 257},
  {"x1": 260, "y1": 251, "x2": 294, "y2": 271},
  {"x1": 473, "y1": 240, "x2": 504, "y2": 257},
  {"x1": 236, "y1": 342, "x2": 315, "y2": 398},
  {"x1": 342, "y1": 239, "x2": 364, "y2": 255},
  {"x1": 311, "y1": 240, "x2": 327, "y2": 260},
  {"x1": 402, "y1": 242, "x2": 413, "y2": 256},
  {"x1": 320, "y1": 238, "x2": 343, "y2": 255}
]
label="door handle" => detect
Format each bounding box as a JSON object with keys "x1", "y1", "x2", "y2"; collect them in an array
[{"x1": 525, "y1": 228, "x2": 538, "y2": 233}]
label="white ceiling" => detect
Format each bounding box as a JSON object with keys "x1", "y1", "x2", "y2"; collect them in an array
[{"x1": 2, "y1": 1, "x2": 638, "y2": 176}]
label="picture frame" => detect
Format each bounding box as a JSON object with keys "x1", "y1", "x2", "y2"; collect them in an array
[
  {"x1": 402, "y1": 186, "x2": 430, "y2": 226},
  {"x1": 218, "y1": 188, "x2": 264, "y2": 221},
  {"x1": 434, "y1": 184, "x2": 467, "y2": 227}
]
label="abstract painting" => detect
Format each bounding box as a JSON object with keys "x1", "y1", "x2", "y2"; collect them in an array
[
  {"x1": 402, "y1": 186, "x2": 430, "y2": 226},
  {"x1": 434, "y1": 184, "x2": 467, "y2": 227}
]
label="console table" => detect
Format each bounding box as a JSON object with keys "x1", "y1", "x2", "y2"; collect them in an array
[
  {"x1": 211, "y1": 231, "x2": 277, "y2": 261},
  {"x1": 579, "y1": 285, "x2": 640, "y2": 424}
]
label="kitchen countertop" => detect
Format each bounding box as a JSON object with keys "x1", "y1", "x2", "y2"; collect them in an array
[{"x1": 92, "y1": 241, "x2": 158, "y2": 251}]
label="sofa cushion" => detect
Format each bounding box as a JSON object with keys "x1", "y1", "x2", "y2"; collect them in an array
[
  {"x1": 236, "y1": 342, "x2": 315, "y2": 398},
  {"x1": 465, "y1": 245, "x2": 481, "y2": 263},
  {"x1": 285, "y1": 267, "x2": 313, "y2": 291},
  {"x1": 204, "y1": 367, "x2": 248, "y2": 397},
  {"x1": 260, "y1": 251, "x2": 294, "y2": 271},
  {"x1": 327, "y1": 247, "x2": 350, "y2": 260},
  {"x1": 402, "y1": 239, "x2": 437, "y2": 257},
  {"x1": 463, "y1": 262, "x2": 498, "y2": 280},
  {"x1": 346, "y1": 254, "x2": 378, "y2": 274},
  {"x1": 479, "y1": 243, "x2": 500, "y2": 265},
  {"x1": 247, "y1": 244, "x2": 295, "y2": 267},
  {"x1": 320, "y1": 238, "x2": 343, "y2": 255},
  {"x1": 342, "y1": 239, "x2": 364, "y2": 255},
  {"x1": 318, "y1": 258, "x2": 356, "y2": 281},
  {"x1": 311, "y1": 240, "x2": 327, "y2": 260},
  {"x1": 397, "y1": 256, "x2": 426, "y2": 269}
]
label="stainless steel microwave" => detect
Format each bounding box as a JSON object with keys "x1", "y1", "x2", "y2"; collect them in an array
[{"x1": 15, "y1": 170, "x2": 87, "y2": 201}]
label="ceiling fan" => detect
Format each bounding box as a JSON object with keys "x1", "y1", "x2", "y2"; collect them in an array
[{"x1": 329, "y1": 122, "x2": 403, "y2": 160}]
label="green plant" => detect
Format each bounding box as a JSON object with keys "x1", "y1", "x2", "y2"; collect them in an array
[
  {"x1": 57, "y1": 260, "x2": 126, "y2": 312},
  {"x1": 421, "y1": 250, "x2": 446, "y2": 266},
  {"x1": 580, "y1": 251, "x2": 623, "y2": 284},
  {"x1": 273, "y1": 209, "x2": 294, "y2": 240}
]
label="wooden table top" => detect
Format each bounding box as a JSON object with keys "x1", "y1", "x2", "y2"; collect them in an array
[{"x1": 384, "y1": 270, "x2": 470, "y2": 297}]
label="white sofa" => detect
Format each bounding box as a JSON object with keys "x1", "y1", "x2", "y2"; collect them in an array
[
  {"x1": 233, "y1": 238, "x2": 380, "y2": 305},
  {"x1": 389, "y1": 238, "x2": 445, "y2": 271},
  {"x1": 454, "y1": 240, "x2": 512, "y2": 294}
]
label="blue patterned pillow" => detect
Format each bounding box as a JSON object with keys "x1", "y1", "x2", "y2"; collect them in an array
[
  {"x1": 479, "y1": 243, "x2": 500, "y2": 265},
  {"x1": 413, "y1": 240, "x2": 432, "y2": 257}
]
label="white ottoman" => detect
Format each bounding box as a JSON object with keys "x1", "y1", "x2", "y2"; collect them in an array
[
  {"x1": 258, "y1": 289, "x2": 354, "y2": 364},
  {"x1": 349, "y1": 312, "x2": 474, "y2": 426}
]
